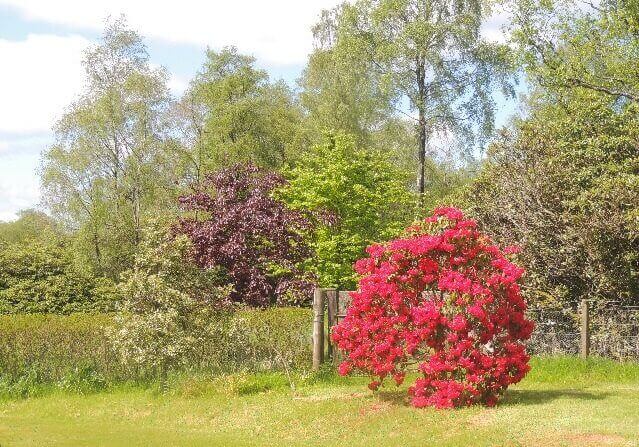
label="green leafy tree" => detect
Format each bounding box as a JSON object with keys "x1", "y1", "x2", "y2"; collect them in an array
[
  {"x1": 510, "y1": 0, "x2": 639, "y2": 104},
  {"x1": 0, "y1": 238, "x2": 117, "y2": 314},
  {"x1": 0, "y1": 209, "x2": 59, "y2": 245},
  {"x1": 462, "y1": 90, "x2": 639, "y2": 308},
  {"x1": 175, "y1": 47, "x2": 306, "y2": 182},
  {"x1": 279, "y1": 134, "x2": 415, "y2": 288},
  {"x1": 464, "y1": 0, "x2": 639, "y2": 309},
  {"x1": 300, "y1": 7, "x2": 395, "y2": 147},
  {"x1": 307, "y1": 0, "x2": 514, "y2": 196},
  {"x1": 40, "y1": 17, "x2": 175, "y2": 279},
  {"x1": 302, "y1": 14, "x2": 427, "y2": 187}
]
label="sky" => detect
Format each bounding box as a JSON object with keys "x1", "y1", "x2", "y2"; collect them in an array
[{"x1": 0, "y1": 0, "x2": 519, "y2": 222}]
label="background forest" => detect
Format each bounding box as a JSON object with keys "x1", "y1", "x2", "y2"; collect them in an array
[{"x1": 0, "y1": 0, "x2": 638, "y2": 377}]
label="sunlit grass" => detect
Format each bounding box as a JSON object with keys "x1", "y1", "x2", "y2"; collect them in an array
[{"x1": 0, "y1": 356, "x2": 638, "y2": 447}]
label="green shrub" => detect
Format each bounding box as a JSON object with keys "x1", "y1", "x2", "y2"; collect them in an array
[
  {"x1": 0, "y1": 367, "x2": 50, "y2": 399},
  {"x1": 208, "y1": 307, "x2": 312, "y2": 373},
  {"x1": 0, "y1": 308, "x2": 313, "y2": 389},
  {"x1": 108, "y1": 225, "x2": 231, "y2": 383},
  {"x1": 57, "y1": 364, "x2": 108, "y2": 394},
  {"x1": 0, "y1": 240, "x2": 118, "y2": 314},
  {"x1": 0, "y1": 313, "x2": 127, "y2": 384}
]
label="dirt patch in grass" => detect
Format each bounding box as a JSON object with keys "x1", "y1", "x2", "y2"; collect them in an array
[
  {"x1": 292, "y1": 391, "x2": 367, "y2": 402},
  {"x1": 358, "y1": 401, "x2": 391, "y2": 416},
  {"x1": 564, "y1": 433, "x2": 630, "y2": 446},
  {"x1": 468, "y1": 410, "x2": 497, "y2": 427}
]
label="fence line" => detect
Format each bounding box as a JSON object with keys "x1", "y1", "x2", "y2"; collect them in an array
[{"x1": 312, "y1": 288, "x2": 639, "y2": 369}]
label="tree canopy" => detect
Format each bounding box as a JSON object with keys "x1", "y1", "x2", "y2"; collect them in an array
[{"x1": 308, "y1": 0, "x2": 514, "y2": 195}]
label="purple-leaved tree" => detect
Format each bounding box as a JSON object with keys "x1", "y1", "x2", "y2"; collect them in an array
[{"x1": 176, "y1": 163, "x2": 314, "y2": 307}]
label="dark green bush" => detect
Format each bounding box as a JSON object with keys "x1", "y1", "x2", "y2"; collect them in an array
[{"x1": 0, "y1": 308, "x2": 313, "y2": 388}]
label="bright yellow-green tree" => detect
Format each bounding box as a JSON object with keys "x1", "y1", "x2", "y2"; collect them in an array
[{"x1": 279, "y1": 134, "x2": 416, "y2": 288}]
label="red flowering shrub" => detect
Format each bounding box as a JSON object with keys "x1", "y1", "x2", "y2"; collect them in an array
[{"x1": 331, "y1": 207, "x2": 534, "y2": 408}]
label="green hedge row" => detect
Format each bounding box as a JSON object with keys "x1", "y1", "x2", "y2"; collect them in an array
[{"x1": 0, "y1": 308, "x2": 313, "y2": 385}]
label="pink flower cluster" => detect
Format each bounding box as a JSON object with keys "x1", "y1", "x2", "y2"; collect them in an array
[{"x1": 331, "y1": 207, "x2": 534, "y2": 409}]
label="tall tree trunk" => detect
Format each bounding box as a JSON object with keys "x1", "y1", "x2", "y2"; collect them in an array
[
  {"x1": 418, "y1": 110, "x2": 426, "y2": 196},
  {"x1": 133, "y1": 184, "x2": 141, "y2": 246},
  {"x1": 416, "y1": 57, "x2": 427, "y2": 199},
  {"x1": 92, "y1": 226, "x2": 102, "y2": 274}
]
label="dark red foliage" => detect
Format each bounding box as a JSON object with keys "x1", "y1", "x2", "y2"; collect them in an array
[{"x1": 176, "y1": 164, "x2": 314, "y2": 307}]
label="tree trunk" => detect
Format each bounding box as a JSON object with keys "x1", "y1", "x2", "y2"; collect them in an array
[
  {"x1": 92, "y1": 226, "x2": 102, "y2": 274},
  {"x1": 418, "y1": 110, "x2": 426, "y2": 197},
  {"x1": 416, "y1": 57, "x2": 427, "y2": 199},
  {"x1": 133, "y1": 184, "x2": 141, "y2": 246}
]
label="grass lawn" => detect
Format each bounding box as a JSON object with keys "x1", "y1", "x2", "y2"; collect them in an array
[{"x1": 1, "y1": 357, "x2": 638, "y2": 447}]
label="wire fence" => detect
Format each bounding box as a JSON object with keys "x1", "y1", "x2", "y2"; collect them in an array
[
  {"x1": 527, "y1": 302, "x2": 639, "y2": 360},
  {"x1": 312, "y1": 289, "x2": 639, "y2": 369}
]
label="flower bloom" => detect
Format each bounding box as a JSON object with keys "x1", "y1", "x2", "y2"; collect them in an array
[{"x1": 331, "y1": 207, "x2": 534, "y2": 409}]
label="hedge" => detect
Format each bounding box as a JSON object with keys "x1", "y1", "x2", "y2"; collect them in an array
[{"x1": 0, "y1": 308, "x2": 313, "y2": 385}]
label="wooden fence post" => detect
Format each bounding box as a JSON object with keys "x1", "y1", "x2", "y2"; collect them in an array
[
  {"x1": 325, "y1": 288, "x2": 338, "y2": 363},
  {"x1": 312, "y1": 287, "x2": 325, "y2": 370},
  {"x1": 580, "y1": 299, "x2": 590, "y2": 358}
]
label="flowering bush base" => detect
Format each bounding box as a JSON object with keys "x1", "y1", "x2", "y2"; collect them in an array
[{"x1": 331, "y1": 207, "x2": 534, "y2": 409}]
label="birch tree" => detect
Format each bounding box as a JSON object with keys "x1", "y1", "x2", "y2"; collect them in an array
[
  {"x1": 309, "y1": 0, "x2": 514, "y2": 197},
  {"x1": 41, "y1": 17, "x2": 174, "y2": 277}
]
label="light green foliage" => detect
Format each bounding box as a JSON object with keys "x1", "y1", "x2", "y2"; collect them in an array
[
  {"x1": 176, "y1": 47, "x2": 306, "y2": 180},
  {"x1": 218, "y1": 308, "x2": 312, "y2": 376},
  {"x1": 0, "y1": 238, "x2": 117, "y2": 315},
  {"x1": 0, "y1": 210, "x2": 58, "y2": 245},
  {"x1": 108, "y1": 224, "x2": 229, "y2": 376},
  {"x1": 511, "y1": 0, "x2": 639, "y2": 104},
  {"x1": 0, "y1": 210, "x2": 116, "y2": 314},
  {"x1": 0, "y1": 308, "x2": 312, "y2": 390},
  {"x1": 309, "y1": 0, "x2": 514, "y2": 194},
  {"x1": 40, "y1": 17, "x2": 176, "y2": 279},
  {"x1": 279, "y1": 134, "x2": 415, "y2": 288},
  {"x1": 301, "y1": 24, "x2": 426, "y2": 188},
  {"x1": 300, "y1": 8, "x2": 395, "y2": 147},
  {"x1": 0, "y1": 313, "x2": 119, "y2": 392}
]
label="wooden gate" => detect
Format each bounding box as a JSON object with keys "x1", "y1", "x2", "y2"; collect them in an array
[{"x1": 312, "y1": 287, "x2": 353, "y2": 370}]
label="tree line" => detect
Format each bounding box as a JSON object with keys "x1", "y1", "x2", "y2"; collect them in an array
[{"x1": 1, "y1": 0, "x2": 637, "y2": 317}]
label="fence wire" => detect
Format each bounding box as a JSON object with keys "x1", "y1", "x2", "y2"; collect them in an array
[{"x1": 526, "y1": 303, "x2": 639, "y2": 360}]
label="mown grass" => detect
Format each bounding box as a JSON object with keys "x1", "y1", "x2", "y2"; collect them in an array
[{"x1": 0, "y1": 356, "x2": 638, "y2": 447}]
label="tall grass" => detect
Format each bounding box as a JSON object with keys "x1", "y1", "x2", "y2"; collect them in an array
[{"x1": 0, "y1": 308, "x2": 312, "y2": 397}]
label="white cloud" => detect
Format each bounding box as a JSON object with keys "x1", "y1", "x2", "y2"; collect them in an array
[
  {"x1": 0, "y1": 181, "x2": 40, "y2": 221},
  {"x1": 0, "y1": 0, "x2": 342, "y2": 65},
  {"x1": 481, "y1": 10, "x2": 510, "y2": 44},
  {"x1": 0, "y1": 133, "x2": 51, "y2": 220},
  {"x1": 167, "y1": 74, "x2": 189, "y2": 96},
  {"x1": 0, "y1": 34, "x2": 90, "y2": 133},
  {"x1": 0, "y1": 150, "x2": 41, "y2": 221}
]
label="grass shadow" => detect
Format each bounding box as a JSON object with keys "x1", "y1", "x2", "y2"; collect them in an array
[
  {"x1": 501, "y1": 388, "x2": 610, "y2": 407},
  {"x1": 375, "y1": 388, "x2": 611, "y2": 408}
]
